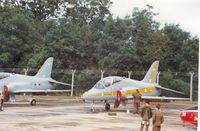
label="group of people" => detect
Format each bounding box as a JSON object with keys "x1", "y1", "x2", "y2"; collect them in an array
[{"x1": 133, "y1": 89, "x2": 164, "y2": 131}]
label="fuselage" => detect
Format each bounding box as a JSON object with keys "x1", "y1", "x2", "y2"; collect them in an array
[
  {"x1": 82, "y1": 76, "x2": 161, "y2": 101},
  {"x1": 0, "y1": 73, "x2": 54, "y2": 93}
]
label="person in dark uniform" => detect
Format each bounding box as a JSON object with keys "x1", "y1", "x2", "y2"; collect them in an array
[
  {"x1": 152, "y1": 103, "x2": 164, "y2": 131},
  {"x1": 0, "y1": 91, "x2": 4, "y2": 111},
  {"x1": 140, "y1": 100, "x2": 152, "y2": 131},
  {"x1": 132, "y1": 89, "x2": 142, "y2": 114}
]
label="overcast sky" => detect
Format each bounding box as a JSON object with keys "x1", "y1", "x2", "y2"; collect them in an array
[{"x1": 110, "y1": 0, "x2": 200, "y2": 37}]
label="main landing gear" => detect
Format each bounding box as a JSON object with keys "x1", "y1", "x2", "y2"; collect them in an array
[
  {"x1": 105, "y1": 101, "x2": 110, "y2": 111},
  {"x1": 27, "y1": 93, "x2": 36, "y2": 106}
]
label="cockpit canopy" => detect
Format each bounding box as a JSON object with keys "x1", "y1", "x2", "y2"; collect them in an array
[
  {"x1": 93, "y1": 76, "x2": 125, "y2": 89},
  {"x1": 0, "y1": 73, "x2": 11, "y2": 80}
]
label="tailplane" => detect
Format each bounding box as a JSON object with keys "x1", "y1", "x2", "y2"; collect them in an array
[
  {"x1": 35, "y1": 57, "x2": 53, "y2": 78},
  {"x1": 142, "y1": 61, "x2": 159, "y2": 83}
]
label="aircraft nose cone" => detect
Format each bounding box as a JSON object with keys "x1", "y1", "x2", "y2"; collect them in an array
[
  {"x1": 82, "y1": 91, "x2": 90, "y2": 100},
  {"x1": 82, "y1": 92, "x2": 87, "y2": 98}
]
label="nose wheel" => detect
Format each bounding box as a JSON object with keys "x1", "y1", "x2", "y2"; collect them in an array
[{"x1": 30, "y1": 99, "x2": 36, "y2": 106}]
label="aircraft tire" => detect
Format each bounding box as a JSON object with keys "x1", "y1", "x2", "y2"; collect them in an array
[
  {"x1": 105, "y1": 103, "x2": 110, "y2": 111},
  {"x1": 30, "y1": 99, "x2": 36, "y2": 106}
]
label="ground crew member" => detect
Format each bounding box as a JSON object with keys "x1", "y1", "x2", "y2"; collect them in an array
[
  {"x1": 114, "y1": 89, "x2": 122, "y2": 108},
  {"x1": 140, "y1": 101, "x2": 152, "y2": 131},
  {"x1": 132, "y1": 89, "x2": 142, "y2": 114},
  {"x1": 0, "y1": 91, "x2": 4, "y2": 111},
  {"x1": 152, "y1": 103, "x2": 164, "y2": 131}
]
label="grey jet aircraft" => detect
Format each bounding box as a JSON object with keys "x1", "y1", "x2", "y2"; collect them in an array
[
  {"x1": 82, "y1": 61, "x2": 189, "y2": 111},
  {"x1": 0, "y1": 57, "x2": 71, "y2": 105}
]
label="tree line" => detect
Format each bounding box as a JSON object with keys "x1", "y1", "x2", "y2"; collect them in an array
[{"x1": 0, "y1": 0, "x2": 198, "y2": 99}]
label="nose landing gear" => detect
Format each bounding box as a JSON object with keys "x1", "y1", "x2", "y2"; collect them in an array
[{"x1": 30, "y1": 99, "x2": 36, "y2": 106}]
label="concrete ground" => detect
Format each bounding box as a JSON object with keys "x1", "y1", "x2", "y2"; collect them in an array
[{"x1": 0, "y1": 96, "x2": 197, "y2": 131}]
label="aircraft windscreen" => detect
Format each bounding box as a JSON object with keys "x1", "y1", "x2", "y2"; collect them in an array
[{"x1": 94, "y1": 82, "x2": 105, "y2": 89}]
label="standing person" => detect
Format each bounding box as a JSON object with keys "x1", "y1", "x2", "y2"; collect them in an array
[
  {"x1": 152, "y1": 103, "x2": 164, "y2": 131},
  {"x1": 0, "y1": 91, "x2": 4, "y2": 111},
  {"x1": 140, "y1": 101, "x2": 152, "y2": 131},
  {"x1": 114, "y1": 89, "x2": 122, "y2": 108},
  {"x1": 132, "y1": 89, "x2": 142, "y2": 114}
]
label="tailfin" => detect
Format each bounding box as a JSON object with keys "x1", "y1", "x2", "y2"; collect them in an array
[
  {"x1": 35, "y1": 57, "x2": 53, "y2": 78},
  {"x1": 142, "y1": 61, "x2": 159, "y2": 83}
]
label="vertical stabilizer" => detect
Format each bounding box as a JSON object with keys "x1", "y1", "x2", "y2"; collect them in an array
[
  {"x1": 35, "y1": 57, "x2": 53, "y2": 78},
  {"x1": 142, "y1": 61, "x2": 159, "y2": 83}
]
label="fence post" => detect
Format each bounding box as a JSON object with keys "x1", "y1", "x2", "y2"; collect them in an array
[
  {"x1": 128, "y1": 71, "x2": 132, "y2": 79},
  {"x1": 101, "y1": 70, "x2": 105, "y2": 80},
  {"x1": 24, "y1": 68, "x2": 29, "y2": 75},
  {"x1": 71, "y1": 70, "x2": 76, "y2": 96},
  {"x1": 189, "y1": 72, "x2": 194, "y2": 101}
]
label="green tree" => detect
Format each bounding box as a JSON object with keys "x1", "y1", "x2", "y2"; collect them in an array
[
  {"x1": 1, "y1": 0, "x2": 62, "y2": 21},
  {"x1": 0, "y1": 7, "x2": 41, "y2": 68},
  {"x1": 63, "y1": 0, "x2": 112, "y2": 26}
]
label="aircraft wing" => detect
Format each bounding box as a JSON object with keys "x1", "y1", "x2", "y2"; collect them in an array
[
  {"x1": 125, "y1": 95, "x2": 189, "y2": 100},
  {"x1": 48, "y1": 79, "x2": 72, "y2": 86},
  {"x1": 13, "y1": 90, "x2": 71, "y2": 93}
]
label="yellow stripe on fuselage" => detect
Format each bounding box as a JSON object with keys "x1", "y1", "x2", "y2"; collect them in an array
[{"x1": 83, "y1": 86, "x2": 154, "y2": 97}]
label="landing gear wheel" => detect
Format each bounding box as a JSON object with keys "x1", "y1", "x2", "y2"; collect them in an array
[
  {"x1": 105, "y1": 103, "x2": 110, "y2": 111},
  {"x1": 30, "y1": 99, "x2": 36, "y2": 106}
]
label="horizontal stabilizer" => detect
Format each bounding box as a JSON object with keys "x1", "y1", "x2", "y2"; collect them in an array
[
  {"x1": 155, "y1": 85, "x2": 184, "y2": 95},
  {"x1": 49, "y1": 79, "x2": 72, "y2": 86},
  {"x1": 142, "y1": 96, "x2": 189, "y2": 100},
  {"x1": 14, "y1": 90, "x2": 71, "y2": 93}
]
